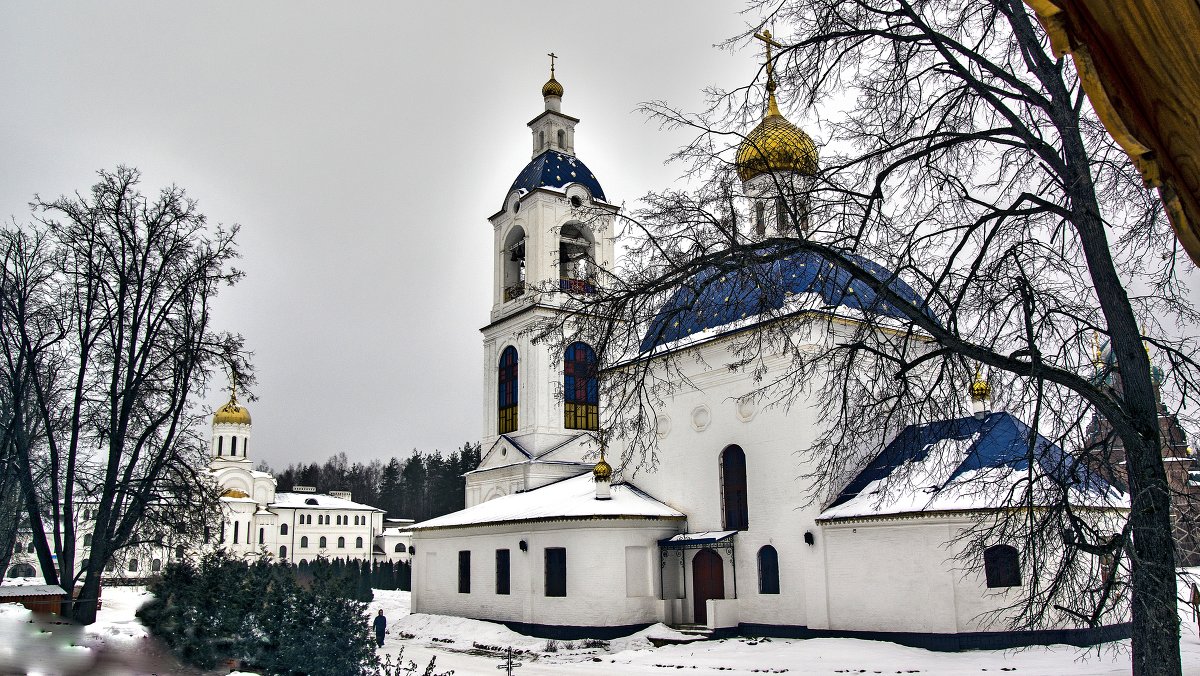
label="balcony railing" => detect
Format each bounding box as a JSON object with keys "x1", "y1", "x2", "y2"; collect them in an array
[
  {"x1": 559, "y1": 278, "x2": 596, "y2": 294},
  {"x1": 504, "y1": 284, "x2": 526, "y2": 302}
]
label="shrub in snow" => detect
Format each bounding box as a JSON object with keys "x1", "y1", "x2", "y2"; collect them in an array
[{"x1": 138, "y1": 550, "x2": 380, "y2": 675}]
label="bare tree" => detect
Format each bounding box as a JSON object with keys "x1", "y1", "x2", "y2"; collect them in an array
[
  {"x1": 539, "y1": 2, "x2": 1197, "y2": 674},
  {"x1": 0, "y1": 167, "x2": 249, "y2": 623}
]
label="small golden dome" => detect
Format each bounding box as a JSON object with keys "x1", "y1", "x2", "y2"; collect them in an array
[
  {"x1": 542, "y1": 76, "x2": 564, "y2": 98},
  {"x1": 735, "y1": 92, "x2": 818, "y2": 182},
  {"x1": 213, "y1": 394, "x2": 251, "y2": 425},
  {"x1": 221, "y1": 488, "x2": 250, "y2": 499},
  {"x1": 593, "y1": 457, "x2": 612, "y2": 481},
  {"x1": 969, "y1": 373, "x2": 992, "y2": 402}
]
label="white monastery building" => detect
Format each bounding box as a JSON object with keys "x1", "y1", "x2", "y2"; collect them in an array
[
  {"x1": 407, "y1": 60, "x2": 1131, "y2": 650},
  {"x1": 4, "y1": 394, "x2": 411, "y2": 582},
  {"x1": 207, "y1": 393, "x2": 410, "y2": 566}
]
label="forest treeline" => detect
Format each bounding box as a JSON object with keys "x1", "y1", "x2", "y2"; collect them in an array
[{"x1": 259, "y1": 442, "x2": 482, "y2": 522}]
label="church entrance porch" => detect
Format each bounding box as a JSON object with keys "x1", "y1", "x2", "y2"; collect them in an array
[
  {"x1": 659, "y1": 530, "x2": 738, "y2": 628},
  {"x1": 692, "y1": 549, "x2": 724, "y2": 624}
]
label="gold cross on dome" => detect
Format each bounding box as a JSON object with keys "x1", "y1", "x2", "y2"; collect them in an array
[
  {"x1": 754, "y1": 29, "x2": 783, "y2": 86},
  {"x1": 547, "y1": 52, "x2": 558, "y2": 77}
]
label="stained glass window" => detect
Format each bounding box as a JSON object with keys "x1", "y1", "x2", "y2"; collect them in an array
[
  {"x1": 564, "y1": 342, "x2": 598, "y2": 430},
  {"x1": 498, "y1": 346, "x2": 519, "y2": 434}
]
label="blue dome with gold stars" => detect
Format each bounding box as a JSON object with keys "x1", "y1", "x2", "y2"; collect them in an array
[
  {"x1": 510, "y1": 150, "x2": 606, "y2": 201},
  {"x1": 640, "y1": 247, "x2": 933, "y2": 353}
]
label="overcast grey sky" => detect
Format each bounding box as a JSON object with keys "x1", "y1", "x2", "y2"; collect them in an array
[{"x1": 0, "y1": 2, "x2": 761, "y2": 468}]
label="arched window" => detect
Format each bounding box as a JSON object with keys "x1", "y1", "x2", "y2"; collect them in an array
[
  {"x1": 217, "y1": 436, "x2": 223, "y2": 456},
  {"x1": 280, "y1": 524, "x2": 289, "y2": 536},
  {"x1": 755, "y1": 201, "x2": 766, "y2": 235},
  {"x1": 557, "y1": 129, "x2": 566, "y2": 148},
  {"x1": 259, "y1": 528, "x2": 264, "y2": 544},
  {"x1": 233, "y1": 521, "x2": 239, "y2": 544},
  {"x1": 26, "y1": 542, "x2": 34, "y2": 553},
  {"x1": 984, "y1": 545, "x2": 1021, "y2": 588},
  {"x1": 539, "y1": 130, "x2": 545, "y2": 150},
  {"x1": 300, "y1": 536, "x2": 309, "y2": 548},
  {"x1": 564, "y1": 342, "x2": 598, "y2": 430},
  {"x1": 775, "y1": 197, "x2": 789, "y2": 233},
  {"x1": 502, "y1": 226, "x2": 527, "y2": 300},
  {"x1": 231, "y1": 436, "x2": 238, "y2": 456},
  {"x1": 498, "y1": 346, "x2": 519, "y2": 433},
  {"x1": 84, "y1": 534, "x2": 93, "y2": 547},
  {"x1": 758, "y1": 545, "x2": 780, "y2": 594},
  {"x1": 279, "y1": 545, "x2": 288, "y2": 559},
  {"x1": 721, "y1": 445, "x2": 749, "y2": 530},
  {"x1": 128, "y1": 559, "x2": 139, "y2": 572},
  {"x1": 175, "y1": 545, "x2": 185, "y2": 560},
  {"x1": 395, "y1": 543, "x2": 404, "y2": 553},
  {"x1": 319, "y1": 536, "x2": 327, "y2": 549},
  {"x1": 152, "y1": 559, "x2": 162, "y2": 573},
  {"x1": 7, "y1": 563, "x2": 35, "y2": 577},
  {"x1": 356, "y1": 537, "x2": 363, "y2": 548},
  {"x1": 338, "y1": 537, "x2": 346, "y2": 548}
]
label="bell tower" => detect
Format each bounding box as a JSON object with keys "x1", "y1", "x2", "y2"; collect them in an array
[
  {"x1": 481, "y1": 57, "x2": 619, "y2": 456},
  {"x1": 210, "y1": 384, "x2": 252, "y2": 467}
]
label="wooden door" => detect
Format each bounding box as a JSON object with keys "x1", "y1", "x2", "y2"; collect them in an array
[{"x1": 692, "y1": 548, "x2": 724, "y2": 625}]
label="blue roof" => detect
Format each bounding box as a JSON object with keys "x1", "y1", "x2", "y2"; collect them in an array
[
  {"x1": 509, "y1": 150, "x2": 606, "y2": 201},
  {"x1": 639, "y1": 248, "x2": 932, "y2": 353},
  {"x1": 825, "y1": 412, "x2": 1122, "y2": 513}
]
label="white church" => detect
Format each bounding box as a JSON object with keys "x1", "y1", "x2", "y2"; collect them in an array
[
  {"x1": 205, "y1": 392, "x2": 413, "y2": 567},
  {"x1": 406, "y1": 59, "x2": 1131, "y2": 650},
  {"x1": 5, "y1": 394, "x2": 412, "y2": 582}
]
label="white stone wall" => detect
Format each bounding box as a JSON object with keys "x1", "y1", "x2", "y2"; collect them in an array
[
  {"x1": 820, "y1": 517, "x2": 1041, "y2": 634},
  {"x1": 412, "y1": 520, "x2": 679, "y2": 628},
  {"x1": 611, "y1": 330, "x2": 831, "y2": 630}
]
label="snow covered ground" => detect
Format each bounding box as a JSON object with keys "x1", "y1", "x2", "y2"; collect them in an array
[
  {"x1": 369, "y1": 585, "x2": 1200, "y2": 676},
  {"x1": 3, "y1": 578, "x2": 1199, "y2": 674},
  {"x1": 0, "y1": 584, "x2": 194, "y2": 675}
]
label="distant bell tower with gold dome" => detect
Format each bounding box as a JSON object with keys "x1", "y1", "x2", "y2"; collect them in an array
[
  {"x1": 736, "y1": 30, "x2": 819, "y2": 238},
  {"x1": 211, "y1": 384, "x2": 253, "y2": 465}
]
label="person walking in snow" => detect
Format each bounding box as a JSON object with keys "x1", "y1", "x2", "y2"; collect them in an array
[{"x1": 373, "y1": 608, "x2": 387, "y2": 647}]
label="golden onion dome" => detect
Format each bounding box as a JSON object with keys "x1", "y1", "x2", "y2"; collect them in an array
[
  {"x1": 969, "y1": 372, "x2": 992, "y2": 402},
  {"x1": 735, "y1": 91, "x2": 818, "y2": 182},
  {"x1": 593, "y1": 456, "x2": 612, "y2": 481},
  {"x1": 542, "y1": 76, "x2": 563, "y2": 98},
  {"x1": 213, "y1": 393, "x2": 251, "y2": 425}
]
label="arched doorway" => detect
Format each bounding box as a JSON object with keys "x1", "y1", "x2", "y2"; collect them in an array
[{"x1": 692, "y1": 549, "x2": 724, "y2": 625}]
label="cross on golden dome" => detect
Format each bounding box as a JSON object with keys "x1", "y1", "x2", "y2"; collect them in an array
[
  {"x1": 542, "y1": 52, "x2": 564, "y2": 98},
  {"x1": 735, "y1": 29, "x2": 819, "y2": 181}
]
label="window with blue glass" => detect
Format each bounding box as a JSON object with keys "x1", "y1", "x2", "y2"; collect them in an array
[
  {"x1": 498, "y1": 346, "x2": 519, "y2": 434},
  {"x1": 563, "y1": 342, "x2": 598, "y2": 430}
]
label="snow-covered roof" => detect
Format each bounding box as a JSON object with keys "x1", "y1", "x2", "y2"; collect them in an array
[
  {"x1": 820, "y1": 412, "x2": 1128, "y2": 522},
  {"x1": 270, "y1": 492, "x2": 383, "y2": 512},
  {"x1": 659, "y1": 531, "x2": 736, "y2": 546},
  {"x1": 410, "y1": 473, "x2": 684, "y2": 531},
  {"x1": 0, "y1": 585, "x2": 66, "y2": 598},
  {"x1": 640, "y1": 246, "x2": 933, "y2": 353}
]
